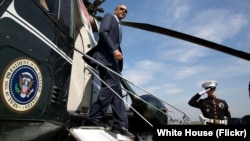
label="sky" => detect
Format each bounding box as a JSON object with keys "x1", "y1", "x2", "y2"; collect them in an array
[{"x1": 95, "y1": 0, "x2": 250, "y2": 121}]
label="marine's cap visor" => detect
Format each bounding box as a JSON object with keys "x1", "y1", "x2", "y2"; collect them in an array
[{"x1": 202, "y1": 80, "x2": 217, "y2": 89}]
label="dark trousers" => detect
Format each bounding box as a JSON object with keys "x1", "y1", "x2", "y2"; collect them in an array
[{"x1": 87, "y1": 66, "x2": 128, "y2": 127}]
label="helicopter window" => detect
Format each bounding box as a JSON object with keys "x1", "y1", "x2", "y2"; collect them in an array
[
  {"x1": 140, "y1": 95, "x2": 166, "y2": 111},
  {"x1": 43, "y1": 0, "x2": 57, "y2": 14},
  {"x1": 40, "y1": 0, "x2": 71, "y2": 34},
  {"x1": 57, "y1": 1, "x2": 71, "y2": 34}
]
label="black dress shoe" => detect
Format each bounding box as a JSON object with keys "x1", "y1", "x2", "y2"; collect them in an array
[
  {"x1": 84, "y1": 119, "x2": 109, "y2": 128},
  {"x1": 112, "y1": 126, "x2": 135, "y2": 139}
]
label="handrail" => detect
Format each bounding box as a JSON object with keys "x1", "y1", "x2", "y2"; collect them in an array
[{"x1": 75, "y1": 47, "x2": 189, "y2": 125}]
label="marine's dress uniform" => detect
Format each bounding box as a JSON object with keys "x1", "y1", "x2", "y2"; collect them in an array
[
  {"x1": 188, "y1": 80, "x2": 231, "y2": 125},
  {"x1": 188, "y1": 94, "x2": 231, "y2": 121}
]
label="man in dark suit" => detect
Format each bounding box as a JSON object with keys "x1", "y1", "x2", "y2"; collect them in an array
[{"x1": 84, "y1": 4, "x2": 134, "y2": 138}]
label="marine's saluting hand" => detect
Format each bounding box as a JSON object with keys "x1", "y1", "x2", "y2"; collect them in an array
[{"x1": 198, "y1": 88, "x2": 210, "y2": 96}]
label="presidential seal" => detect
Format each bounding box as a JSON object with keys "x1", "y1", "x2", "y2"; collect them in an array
[{"x1": 1, "y1": 57, "x2": 42, "y2": 113}]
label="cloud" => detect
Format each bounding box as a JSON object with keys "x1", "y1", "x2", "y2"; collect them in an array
[
  {"x1": 157, "y1": 46, "x2": 208, "y2": 63},
  {"x1": 188, "y1": 9, "x2": 248, "y2": 43},
  {"x1": 174, "y1": 66, "x2": 205, "y2": 80},
  {"x1": 212, "y1": 59, "x2": 250, "y2": 78},
  {"x1": 123, "y1": 60, "x2": 165, "y2": 85}
]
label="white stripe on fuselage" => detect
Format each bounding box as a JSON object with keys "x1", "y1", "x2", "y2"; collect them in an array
[{"x1": 1, "y1": 0, "x2": 72, "y2": 64}]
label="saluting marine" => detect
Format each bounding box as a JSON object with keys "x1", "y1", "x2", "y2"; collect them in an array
[{"x1": 188, "y1": 80, "x2": 231, "y2": 125}]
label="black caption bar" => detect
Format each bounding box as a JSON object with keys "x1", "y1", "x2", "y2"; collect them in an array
[{"x1": 153, "y1": 125, "x2": 249, "y2": 141}]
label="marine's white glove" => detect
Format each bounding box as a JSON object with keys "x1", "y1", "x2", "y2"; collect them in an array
[{"x1": 198, "y1": 88, "x2": 210, "y2": 95}]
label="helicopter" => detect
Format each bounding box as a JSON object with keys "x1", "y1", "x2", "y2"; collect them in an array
[{"x1": 0, "y1": 0, "x2": 249, "y2": 141}]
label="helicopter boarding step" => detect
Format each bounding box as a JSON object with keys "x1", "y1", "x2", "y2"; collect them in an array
[{"x1": 70, "y1": 126, "x2": 134, "y2": 141}]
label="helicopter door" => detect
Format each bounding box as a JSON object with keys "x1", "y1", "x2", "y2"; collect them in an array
[{"x1": 67, "y1": 0, "x2": 98, "y2": 114}]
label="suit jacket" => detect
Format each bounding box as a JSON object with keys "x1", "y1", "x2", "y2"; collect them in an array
[{"x1": 86, "y1": 13, "x2": 123, "y2": 73}]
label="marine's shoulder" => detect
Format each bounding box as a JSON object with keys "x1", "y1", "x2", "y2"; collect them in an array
[{"x1": 215, "y1": 98, "x2": 227, "y2": 103}]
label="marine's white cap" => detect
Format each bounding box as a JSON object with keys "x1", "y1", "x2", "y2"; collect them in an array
[{"x1": 201, "y1": 80, "x2": 217, "y2": 89}]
